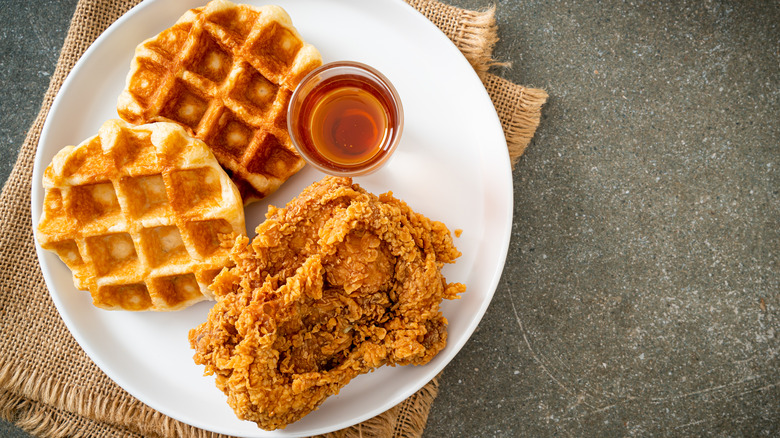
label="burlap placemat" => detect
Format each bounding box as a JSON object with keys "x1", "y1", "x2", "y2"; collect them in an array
[{"x1": 0, "y1": 0, "x2": 546, "y2": 437}]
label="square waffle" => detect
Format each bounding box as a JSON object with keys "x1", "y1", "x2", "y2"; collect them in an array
[
  {"x1": 36, "y1": 119, "x2": 246, "y2": 311},
  {"x1": 117, "y1": 0, "x2": 322, "y2": 204}
]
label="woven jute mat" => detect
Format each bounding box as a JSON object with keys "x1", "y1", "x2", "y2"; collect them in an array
[{"x1": 0, "y1": 0, "x2": 546, "y2": 436}]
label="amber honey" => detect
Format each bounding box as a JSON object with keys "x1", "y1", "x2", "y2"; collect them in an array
[{"x1": 289, "y1": 62, "x2": 403, "y2": 176}]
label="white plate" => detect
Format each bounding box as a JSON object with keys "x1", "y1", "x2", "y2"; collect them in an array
[{"x1": 31, "y1": 0, "x2": 512, "y2": 436}]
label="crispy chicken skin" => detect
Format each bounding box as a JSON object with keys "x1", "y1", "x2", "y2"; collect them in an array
[{"x1": 188, "y1": 176, "x2": 465, "y2": 430}]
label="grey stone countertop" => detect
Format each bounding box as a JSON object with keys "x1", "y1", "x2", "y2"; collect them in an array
[{"x1": 1, "y1": 0, "x2": 777, "y2": 437}]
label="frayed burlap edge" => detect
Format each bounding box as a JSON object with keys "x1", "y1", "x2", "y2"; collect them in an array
[
  {"x1": 483, "y1": 74, "x2": 549, "y2": 165},
  {"x1": 391, "y1": 374, "x2": 441, "y2": 437},
  {"x1": 406, "y1": 0, "x2": 502, "y2": 76},
  {"x1": 1, "y1": 360, "x2": 440, "y2": 438},
  {"x1": 0, "y1": 390, "x2": 141, "y2": 438},
  {"x1": 0, "y1": 362, "x2": 208, "y2": 438},
  {"x1": 407, "y1": 0, "x2": 547, "y2": 164},
  {"x1": 0, "y1": 0, "x2": 544, "y2": 436}
]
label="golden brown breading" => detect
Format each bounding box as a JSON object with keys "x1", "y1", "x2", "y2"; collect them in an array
[{"x1": 188, "y1": 176, "x2": 465, "y2": 430}]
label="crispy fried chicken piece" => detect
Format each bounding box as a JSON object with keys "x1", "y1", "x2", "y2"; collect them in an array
[{"x1": 188, "y1": 176, "x2": 465, "y2": 430}]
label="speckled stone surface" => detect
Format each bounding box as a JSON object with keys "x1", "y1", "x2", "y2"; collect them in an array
[
  {"x1": 2, "y1": 1, "x2": 778, "y2": 437},
  {"x1": 0, "y1": 0, "x2": 78, "y2": 189},
  {"x1": 425, "y1": 0, "x2": 779, "y2": 436},
  {"x1": 1, "y1": 2, "x2": 78, "y2": 435}
]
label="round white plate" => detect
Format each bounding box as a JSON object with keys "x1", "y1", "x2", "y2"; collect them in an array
[{"x1": 31, "y1": 0, "x2": 512, "y2": 436}]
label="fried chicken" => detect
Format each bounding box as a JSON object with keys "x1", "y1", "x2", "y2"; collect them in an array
[{"x1": 188, "y1": 176, "x2": 465, "y2": 430}]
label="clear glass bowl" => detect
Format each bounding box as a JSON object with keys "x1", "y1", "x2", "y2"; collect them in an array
[{"x1": 288, "y1": 61, "x2": 403, "y2": 176}]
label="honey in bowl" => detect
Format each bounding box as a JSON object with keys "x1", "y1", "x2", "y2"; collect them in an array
[
  {"x1": 306, "y1": 81, "x2": 390, "y2": 165},
  {"x1": 289, "y1": 62, "x2": 403, "y2": 176}
]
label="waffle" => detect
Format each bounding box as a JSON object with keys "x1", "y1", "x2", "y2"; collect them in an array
[
  {"x1": 36, "y1": 119, "x2": 246, "y2": 311},
  {"x1": 117, "y1": 0, "x2": 322, "y2": 204}
]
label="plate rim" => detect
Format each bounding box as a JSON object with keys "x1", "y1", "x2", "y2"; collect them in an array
[{"x1": 30, "y1": 0, "x2": 514, "y2": 436}]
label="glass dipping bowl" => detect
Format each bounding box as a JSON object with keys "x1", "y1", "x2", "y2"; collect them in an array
[{"x1": 288, "y1": 61, "x2": 403, "y2": 176}]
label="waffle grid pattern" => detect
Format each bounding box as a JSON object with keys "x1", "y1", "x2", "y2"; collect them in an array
[
  {"x1": 36, "y1": 120, "x2": 246, "y2": 311},
  {"x1": 118, "y1": 0, "x2": 322, "y2": 204}
]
